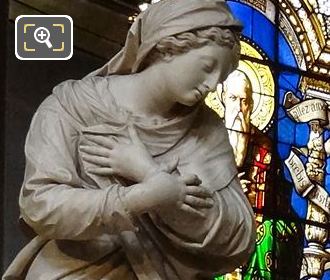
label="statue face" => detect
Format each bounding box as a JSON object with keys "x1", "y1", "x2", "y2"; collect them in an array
[
  {"x1": 158, "y1": 43, "x2": 237, "y2": 107},
  {"x1": 223, "y1": 77, "x2": 252, "y2": 133}
]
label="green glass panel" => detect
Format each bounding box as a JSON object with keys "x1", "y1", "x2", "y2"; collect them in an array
[{"x1": 215, "y1": 220, "x2": 299, "y2": 280}]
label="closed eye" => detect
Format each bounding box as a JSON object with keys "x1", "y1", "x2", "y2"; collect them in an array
[{"x1": 202, "y1": 58, "x2": 216, "y2": 73}]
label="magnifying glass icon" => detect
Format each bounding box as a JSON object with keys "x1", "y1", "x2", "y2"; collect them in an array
[{"x1": 34, "y1": 27, "x2": 53, "y2": 49}]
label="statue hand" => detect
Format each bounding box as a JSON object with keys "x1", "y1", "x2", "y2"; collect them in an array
[
  {"x1": 124, "y1": 173, "x2": 214, "y2": 218},
  {"x1": 80, "y1": 126, "x2": 165, "y2": 182},
  {"x1": 179, "y1": 174, "x2": 215, "y2": 218}
]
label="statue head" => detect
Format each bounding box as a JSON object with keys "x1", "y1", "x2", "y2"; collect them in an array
[
  {"x1": 86, "y1": 0, "x2": 242, "y2": 107},
  {"x1": 140, "y1": 26, "x2": 241, "y2": 106},
  {"x1": 222, "y1": 70, "x2": 253, "y2": 133},
  {"x1": 88, "y1": 0, "x2": 242, "y2": 76}
]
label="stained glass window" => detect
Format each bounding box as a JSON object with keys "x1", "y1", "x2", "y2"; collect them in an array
[
  {"x1": 204, "y1": 0, "x2": 330, "y2": 279},
  {"x1": 136, "y1": 0, "x2": 330, "y2": 278}
]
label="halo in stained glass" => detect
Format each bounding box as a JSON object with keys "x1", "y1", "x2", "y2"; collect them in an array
[{"x1": 205, "y1": 40, "x2": 275, "y2": 131}]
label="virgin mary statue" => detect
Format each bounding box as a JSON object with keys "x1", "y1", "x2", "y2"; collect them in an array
[{"x1": 3, "y1": 1, "x2": 256, "y2": 279}]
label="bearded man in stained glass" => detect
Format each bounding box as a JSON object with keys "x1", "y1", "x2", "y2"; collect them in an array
[
  {"x1": 219, "y1": 70, "x2": 301, "y2": 280},
  {"x1": 222, "y1": 70, "x2": 271, "y2": 215}
]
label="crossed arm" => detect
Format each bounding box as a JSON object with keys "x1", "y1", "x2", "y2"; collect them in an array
[
  {"x1": 80, "y1": 125, "x2": 215, "y2": 218},
  {"x1": 20, "y1": 107, "x2": 215, "y2": 242}
]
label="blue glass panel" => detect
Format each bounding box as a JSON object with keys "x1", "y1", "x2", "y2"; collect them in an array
[
  {"x1": 324, "y1": 130, "x2": 330, "y2": 141},
  {"x1": 278, "y1": 89, "x2": 289, "y2": 106},
  {"x1": 283, "y1": 161, "x2": 293, "y2": 183},
  {"x1": 227, "y1": 1, "x2": 253, "y2": 38},
  {"x1": 278, "y1": 118, "x2": 295, "y2": 144},
  {"x1": 278, "y1": 32, "x2": 298, "y2": 68},
  {"x1": 251, "y1": 10, "x2": 275, "y2": 60},
  {"x1": 291, "y1": 188, "x2": 307, "y2": 219},
  {"x1": 303, "y1": 238, "x2": 308, "y2": 248},
  {"x1": 326, "y1": 158, "x2": 330, "y2": 175},
  {"x1": 278, "y1": 106, "x2": 286, "y2": 119},
  {"x1": 278, "y1": 73, "x2": 301, "y2": 105},
  {"x1": 229, "y1": 1, "x2": 299, "y2": 69},
  {"x1": 322, "y1": 270, "x2": 330, "y2": 280},
  {"x1": 278, "y1": 72, "x2": 300, "y2": 91},
  {"x1": 325, "y1": 174, "x2": 330, "y2": 193},
  {"x1": 295, "y1": 124, "x2": 309, "y2": 147},
  {"x1": 229, "y1": 1, "x2": 276, "y2": 60},
  {"x1": 278, "y1": 142, "x2": 291, "y2": 160},
  {"x1": 301, "y1": 154, "x2": 308, "y2": 165}
]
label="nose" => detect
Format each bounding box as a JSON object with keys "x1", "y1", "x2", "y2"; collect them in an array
[
  {"x1": 232, "y1": 99, "x2": 241, "y2": 112},
  {"x1": 204, "y1": 73, "x2": 220, "y2": 92},
  {"x1": 233, "y1": 102, "x2": 241, "y2": 114}
]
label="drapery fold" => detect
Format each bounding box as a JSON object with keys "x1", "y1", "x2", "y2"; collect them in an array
[{"x1": 4, "y1": 76, "x2": 255, "y2": 279}]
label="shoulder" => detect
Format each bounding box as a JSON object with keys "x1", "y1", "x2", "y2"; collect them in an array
[
  {"x1": 43, "y1": 76, "x2": 114, "y2": 125},
  {"x1": 191, "y1": 104, "x2": 228, "y2": 140},
  {"x1": 52, "y1": 76, "x2": 110, "y2": 99},
  {"x1": 183, "y1": 104, "x2": 231, "y2": 152},
  {"x1": 195, "y1": 103, "x2": 225, "y2": 128}
]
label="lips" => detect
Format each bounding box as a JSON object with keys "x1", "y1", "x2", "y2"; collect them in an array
[{"x1": 195, "y1": 89, "x2": 203, "y2": 101}]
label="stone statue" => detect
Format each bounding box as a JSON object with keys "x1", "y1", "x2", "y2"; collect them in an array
[{"x1": 3, "y1": 1, "x2": 256, "y2": 279}]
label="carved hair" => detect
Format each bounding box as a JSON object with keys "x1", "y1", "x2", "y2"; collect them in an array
[{"x1": 141, "y1": 26, "x2": 240, "y2": 70}]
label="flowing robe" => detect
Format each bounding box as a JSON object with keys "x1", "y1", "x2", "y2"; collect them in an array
[{"x1": 3, "y1": 76, "x2": 256, "y2": 280}]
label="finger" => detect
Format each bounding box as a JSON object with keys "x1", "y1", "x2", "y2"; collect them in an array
[
  {"x1": 186, "y1": 185, "x2": 212, "y2": 198},
  {"x1": 87, "y1": 167, "x2": 115, "y2": 176},
  {"x1": 181, "y1": 174, "x2": 202, "y2": 185},
  {"x1": 180, "y1": 204, "x2": 206, "y2": 218},
  {"x1": 128, "y1": 125, "x2": 144, "y2": 146},
  {"x1": 161, "y1": 156, "x2": 179, "y2": 173},
  {"x1": 82, "y1": 154, "x2": 110, "y2": 167},
  {"x1": 80, "y1": 145, "x2": 110, "y2": 157},
  {"x1": 84, "y1": 135, "x2": 116, "y2": 149},
  {"x1": 184, "y1": 195, "x2": 214, "y2": 208}
]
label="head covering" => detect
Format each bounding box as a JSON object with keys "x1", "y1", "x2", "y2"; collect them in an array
[{"x1": 87, "y1": 0, "x2": 242, "y2": 77}]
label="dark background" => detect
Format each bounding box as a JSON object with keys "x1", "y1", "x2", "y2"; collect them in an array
[
  {"x1": 3, "y1": 23, "x2": 105, "y2": 271},
  {"x1": 1, "y1": 0, "x2": 142, "y2": 273}
]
